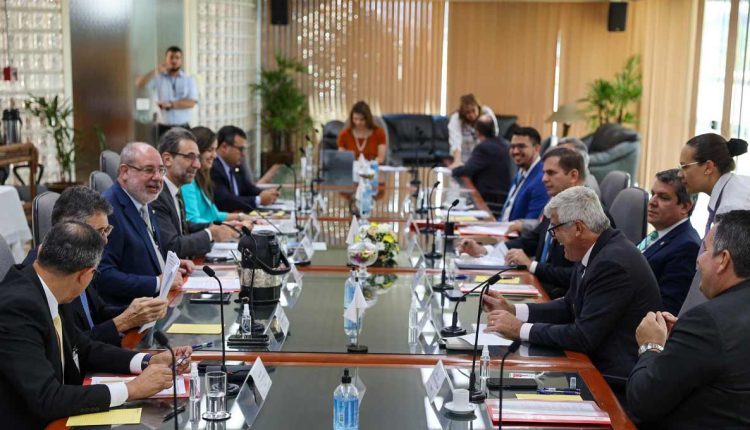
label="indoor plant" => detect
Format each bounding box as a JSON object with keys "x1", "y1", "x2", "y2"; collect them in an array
[
  {"x1": 24, "y1": 94, "x2": 78, "y2": 187},
  {"x1": 580, "y1": 55, "x2": 642, "y2": 131}
]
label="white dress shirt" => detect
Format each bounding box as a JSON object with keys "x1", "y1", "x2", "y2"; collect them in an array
[{"x1": 163, "y1": 177, "x2": 212, "y2": 242}]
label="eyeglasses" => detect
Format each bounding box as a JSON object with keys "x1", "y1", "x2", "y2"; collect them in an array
[
  {"x1": 509, "y1": 143, "x2": 530, "y2": 150},
  {"x1": 169, "y1": 151, "x2": 200, "y2": 162},
  {"x1": 230, "y1": 144, "x2": 246, "y2": 152},
  {"x1": 96, "y1": 225, "x2": 114, "y2": 238},
  {"x1": 677, "y1": 160, "x2": 703, "y2": 171},
  {"x1": 547, "y1": 220, "x2": 575, "y2": 238},
  {"x1": 126, "y1": 164, "x2": 167, "y2": 176}
]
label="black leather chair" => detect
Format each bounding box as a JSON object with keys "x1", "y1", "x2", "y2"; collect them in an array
[
  {"x1": 382, "y1": 114, "x2": 438, "y2": 165},
  {"x1": 320, "y1": 120, "x2": 344, "y2": 151},
  {"x1": 495, "y1": 115, "x2": 518, "y2": 140}
]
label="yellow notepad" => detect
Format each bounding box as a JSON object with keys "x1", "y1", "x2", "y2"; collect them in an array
[
  {"x1": 453, "y1": 216, "x2": 478, "y2": 222},
  {"x1": 474, "y1": 275, "x2": 521, "y2": 284},
  {"x1": 67, "y1": 408, "x2": 142, "y2": 426},
  {"x1": 167, "y1": 323, "x2": 223, "y2": 334},
  {"x1": 515, "y1": 393, "x2": 583, "y2": 402}
]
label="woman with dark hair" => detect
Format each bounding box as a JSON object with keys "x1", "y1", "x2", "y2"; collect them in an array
[
  {"x1": 677, "y1": 132, "x2": 750, "y2": 313},
  {"x1": 337, "y1": 101, "x2": 387, "y2": 163},
  {"x1": 181, "y1": 126, "x2": 253, "y2": 224},
  {"x1": 448, "y1": 93, "x2": 498, "y2": 167}
]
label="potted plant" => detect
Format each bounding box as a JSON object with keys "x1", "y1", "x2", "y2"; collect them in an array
[
  {"x1": 579, "y1": 55, "x2": 642, "y2": 131},
  {"x1": 251, "y1": 52, "x2": 314, "y2": 170},
  {"x1": 24, "y1": 94, "x2": 80, "y2": 191}
]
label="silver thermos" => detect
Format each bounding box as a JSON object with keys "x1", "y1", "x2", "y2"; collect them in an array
[{"x1": 2, "y1": 108, "x2": 22, "y2": 145}]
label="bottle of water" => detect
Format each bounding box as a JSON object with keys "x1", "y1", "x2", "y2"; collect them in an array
[
  {"x1": 344, "y1": 269, "x2": 359, "y2": 337},
  {"x1": 479, "y1": 344, "x2": 491, "y2": 394},
  {"x1": 333, "y1": 368, "x2": 359, "y2": 430},
  {"x1": 369, "y1": 161, "x2": 379, "y2": 188},
  {"x1": 188, "y1": 362, "x2": 201, "y2": 422},
  {"x1": 408, "y1": 298, "x2": 420, "y2": 345},
  {"x1": 240, "y1": 301, "x2": 252, "y2": 335}
]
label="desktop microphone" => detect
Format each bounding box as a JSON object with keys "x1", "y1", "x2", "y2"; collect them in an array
[
  {"x1": 153, "y1": 330, "x2": 179, "y2": 430},
  {"x1": 283, "y1": 163, "x2": 302, "y2": 231},
  {"x1": 433, "y1": 199, "x2": 459, "y2": 291},
  {"x1": 212, "y1": 220, "x2": 246, "y2": 237},
  {"x1": 497, "y1": 340, "x2": 521, "y2": 430},
  {"x1": 421, "y1": 181, "x2": 440, "y2": 236},
  {"x1": 202, "y1": 265, "x2": 241, "y2": 397}
]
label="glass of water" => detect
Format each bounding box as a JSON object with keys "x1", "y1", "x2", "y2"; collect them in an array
[{"x1": 202, "y1": 371, "x2": 231, "y2": 421}]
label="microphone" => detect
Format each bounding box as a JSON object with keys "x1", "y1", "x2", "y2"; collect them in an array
[
  {"x1": 247, "y1": 209, "x2": 285, "y2": 237},
  {"x1": 153, "y1": 330, "x2": 179, "y2": 430},
  {"x1": 420, "y1": 181, "x2": 440, "y2": 233},
  {"x1": 212, "y1": 220, "x2": 245, "y2": 237},
  {"x1": 203, "y1": 265, "x2": 241, "y2": 397},
  {"x1": 497, "y1": 340, "x2": 522, "y2": 430},
  {"x1": 433, "y1": 199, "x2": 459, "y2": 291},
  {"x1": 424, "y1": 182, "x2": 442, "y2": 259},
  {"x1": 439, "y1": 268, "x2": 513, "y2": 337},
  {"x1": 283, "y1": 163, "x2": 302, "y2": 231}
]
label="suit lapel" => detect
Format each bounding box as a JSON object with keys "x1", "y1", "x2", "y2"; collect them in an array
[
  {"x1": 643, "y1": 222, "x2": 686, "y2": 260},
  {"x1": 574, "y1": 229, "x2": 616, "y2": 316},
  {"x1": 21, "y1": 265, "x2": 64, "y2": 380},
  {"x1": 113, "y1": 183, "x2": 161, "y2": 272},
  {"x1": 157, "y1": 188, "x2": 181, "y2": 233}
]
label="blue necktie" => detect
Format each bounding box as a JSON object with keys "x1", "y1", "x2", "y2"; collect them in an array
[
  {"x1": 79, "y1": 292, "x2": 95, "y2": 330},
  {"x1": 540, "y1": 231, "x2": 553, "y2": 263},
  {"x1": 499, "y1": 172, "x2": 523, "y2": 220}
]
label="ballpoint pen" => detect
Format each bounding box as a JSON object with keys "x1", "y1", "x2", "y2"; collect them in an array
[
  {"x1": 536, "y1": 388, "x2": 581, "y2": 395},
  {"x1": 191, "y1": 341, "x2": 214, "y2": 350},
  {"x1": 163, "y1": 405, "x2": 186, "y2": 422}
]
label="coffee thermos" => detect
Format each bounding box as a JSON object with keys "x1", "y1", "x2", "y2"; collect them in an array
[{"x1": 2, "y1": 107, "x2": 22, "y2": 145}]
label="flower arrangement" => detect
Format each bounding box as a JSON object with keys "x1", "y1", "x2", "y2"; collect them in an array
[
  {"x1": 355, "y1": 222, "x2": 400, "y2": 267},
  {"x1": 366, "y1": 273, "x2": 399, "y2": 291}
]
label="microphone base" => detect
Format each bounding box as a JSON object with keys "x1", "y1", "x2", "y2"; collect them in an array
[
  {"x1": 203, "y1": 411, "x2": 231, "y2": 421},
  {"x1": 227, "y1": 382, "x2": 240, "y2": 398},
  {"x1": 250, "y1": 322, "x2": 265, "y2": 334},
  {"x1": 424, "y1": 250, "x2": 442, "y2": 260},
  {"x1": 469, "y1": 389, "x2": 486, "y2": 404},
  {"x1": 432, "y1": 281, "x2": 453, "y2": 291},
  {"x1": 440, "y1": 325, "x2": 466, "y2": 337},
  {"x1": 347, "y1": 344, "x2": 369, "y2": 353}
]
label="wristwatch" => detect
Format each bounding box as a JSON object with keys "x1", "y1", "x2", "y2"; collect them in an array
[
  {"x1": 140, "y1": 353, "x2": 153, "y2": 371},
  {"x1": 637, "y1": 342, "x2": 664, "y2": 356}
]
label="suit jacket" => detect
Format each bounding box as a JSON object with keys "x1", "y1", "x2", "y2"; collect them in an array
[
  {"x1": 98, "y1": 181, "x2": 164, "y2": 306},
  {"x1": 452, "y1": 136, "x2": 513, "y2": 207},
  {"x1": 507, "y1": 161, "x2": 549, "y2": 221},
  {"x1": 627, "y1": 279, "x2": 750, "y2": 429},
  {"x1": 151, "y1": 185, "x2": 211, "y2": 259},
  {"x1": 210, "y1": 156, "x2": 262, "y2": 213},
  {"x1": 0, "y1": 265, "x2": 136, "y2": 428},
  {"x1": 526, "y1": 229, "x2": 662, "y2": 382},
  {"x1": 505, "y1": 216, "x2": 573, "y2": 298},
  {"x1": 642, "y1": 220, "x2": 701, "y2": 315},
  {"x1": 22, "y1": 248, "x2": 126, "y2": 346}
]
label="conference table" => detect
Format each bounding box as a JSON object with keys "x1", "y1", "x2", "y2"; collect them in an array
[{"x1": 50, "y1": 168, "x2": 634, "y2": 429}]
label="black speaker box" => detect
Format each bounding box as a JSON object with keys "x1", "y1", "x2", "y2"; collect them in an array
[
  {"x1": 608, "y1": 3, "x2": 628, "y2": 32},
  {"x1": 271, "y1": 0, "x2": 289, "y2": 26}
]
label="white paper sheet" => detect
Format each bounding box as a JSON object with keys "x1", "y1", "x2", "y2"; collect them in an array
[{"x1": 458, "y1": 324, "x2": 513, "y2": 346}]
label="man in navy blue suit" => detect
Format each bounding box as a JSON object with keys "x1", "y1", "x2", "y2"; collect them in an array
[
  {"x1": 498, "y1": 126, "x2": 549, "y2": 222},
  {"x1": 98, "y1": 142, "x2": 192, "y2": 306},
  {"x1": 638, "y1": 169, "x2": 701, "y2": 314}
]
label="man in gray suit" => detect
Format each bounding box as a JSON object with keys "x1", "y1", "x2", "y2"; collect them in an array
[{"x1": 627, "y1": 210, "x2": 750, "y2": 428}]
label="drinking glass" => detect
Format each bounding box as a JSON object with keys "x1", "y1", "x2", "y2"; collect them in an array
[{"x1": 202, "y1": 371, "x2": 231, "y2": 420}]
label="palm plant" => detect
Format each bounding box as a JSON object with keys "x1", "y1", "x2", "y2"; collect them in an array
[
  {"x1": 25, "y1": 95, "x2": 77, "y2": 183},
  {"x1": 580, "y1": 55, "x2": 642, "y2": 130}
]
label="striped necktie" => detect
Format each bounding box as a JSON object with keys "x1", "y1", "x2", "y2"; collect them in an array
[{"x1": 637, "y1": 231, "x2": 659, "y2": 252}]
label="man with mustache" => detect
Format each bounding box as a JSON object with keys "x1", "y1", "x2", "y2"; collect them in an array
[
  {"x1": 97, "y1": 142, "x2": 191, "y2": 306},
  {"x1": 151, "y1": 128, "x2": 237, "y2": 259}
]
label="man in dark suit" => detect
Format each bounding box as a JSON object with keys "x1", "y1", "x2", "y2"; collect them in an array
[
  {"x1": 627, "y1": 210, "x2": 750, "y2": 428},
  {"x1": 498, "y1": 126, "x2": 549, "y2": 222},
  {"x1": 152, "y1": 128, "x2": 237, "y2": 259},
  {"x1": 211, "y1": 125, "x2": 279, "y2": 212},
  {"x1": 22, "y1": 186, "x2": 167, "y2": 346},
  {"x1": 98, "y1": 142, "x2": 190, "y2": 306},
  {"x1": 485, "y1": 186, "x2": 661, "y2": 393},
  {"x1": 451, "y1": 114, "x2": 512, "y2": 210},
  {"x1": 0, "y1": 221, "x2": 189, "y2": 428},
  {"x1": 639, "y1": 169, "x2": 701, "y2": 314}
]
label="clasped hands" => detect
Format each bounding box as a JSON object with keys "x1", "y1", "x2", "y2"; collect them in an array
[
  {"x1": 482, "y1": 290, "x2": 523, "y2": 340},
  {"x1": 636, "y1": 311, "x2": 678, "y2": 347}
]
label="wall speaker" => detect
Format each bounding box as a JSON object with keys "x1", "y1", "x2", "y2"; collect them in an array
[
  {"x1": 271, "y1": 0, "x2": 289, "y2": 26},
  {"x1": 608, "y1": 3, "x2": 628, "y2": 32}
]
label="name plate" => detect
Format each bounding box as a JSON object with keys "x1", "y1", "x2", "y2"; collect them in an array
[{"x1": 249, "y1": 357, "x2": 272, "y2": 401}]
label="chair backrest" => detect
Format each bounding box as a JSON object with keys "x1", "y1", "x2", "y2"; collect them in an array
[
  {"x1": 100, "y1": 150, "x2": 120, "y2": 182},
  {"x1": 609, "y1": 187, "x2": 649, "y2": 244},
  {"x1": 599, "y1": 170, "x2": 631, "y2": 209},
  {"x1": 320, "y1": 120, "x2": 345, "y2": 150},
  {"x1": 321, "y1": 149, "x2": 355, "y2": 186},
  {"x1": 89, "y1": 170, "x2": 114, "y2": 193},
  {"x1": 0, "y1": 235, "x2": 14, "y2": 280},
  {"x1": 585, "y1": 171, "x2": 601, "y2": 198},
  {"x1": 32, "y1": 191, "x2": 60, "y2": 247}
]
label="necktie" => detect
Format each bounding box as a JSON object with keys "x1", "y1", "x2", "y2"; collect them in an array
[
  {"x1": 52, "y1": 314, "x2": 64, "y2": 372},
  {"x1": 500, "y1": 172, "x2": 523, "y2": 221},
  {"x1": 228, "y1": 168, "x2": 239, "y2": 196},
  {"x1": 79, "y1": 292, "x2": 95, "y2": 330},
  {"x1": 140, "y1": 205, "x2": 166, "y2": 270},
  {"x1": 637, "y1": 230, "x2": 659, "y2": 252},
  {"x1": 176, "y1": 190, "x2": 189, "y2": 235},
  {"x1": 540, "y1": 231, "x2": 553, "y2": 263}
]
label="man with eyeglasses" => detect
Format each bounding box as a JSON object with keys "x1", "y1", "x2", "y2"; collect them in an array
[
  {"x1": 151, "y1": 128, "x2": 238, "y2": 259},
  {"x1": 483, "y1": 186, "x2": 661, "y2": 403},
  {"x1": 211, "y1": 125, "x2": 280, "y2": 213},
  {"x1": 22, "y1": 186, "x2": 168, "y2": 346},
  {"x1": 98, "y1": 142, "x2": 192, "y2": 306},
  {"x1": 497, "y1": 126, "x2": 549, "y2": 222}
]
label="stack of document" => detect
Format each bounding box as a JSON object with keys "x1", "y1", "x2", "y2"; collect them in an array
[
  {"x1": 182, "y1": 276, "x2": 241, "y2": 293},
  {"x1": 448, "y1": 209, "x2": 492, "y2": 219},
  {"x1": 485, "y1": 398, "x2": 611, "y2": 425},
  {"x1": 459, "y1": 283, "x2": 540, "y2": 297},
  {"x1": 89, "y1": 375, "x2": 189, "y2": 398},
  {"x1": 455, "y1": 255, "x2": 508, "y2": 270},
  {"x1": 457, "y1": 222, "x2": 514, "y2": 237},
  {"x1": 458, "y1": 324, "x2": 513, "y2": 347}
]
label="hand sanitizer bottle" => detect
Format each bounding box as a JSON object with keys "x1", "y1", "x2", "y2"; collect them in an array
[{"x1": 333, "y1": 368, "x2": 359, "y2": 430}]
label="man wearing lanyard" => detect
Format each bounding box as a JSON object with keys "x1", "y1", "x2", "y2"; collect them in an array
[
  {"x1": 22, "y1": 186, "x2": 168, "y2": 346},
  {"x1": 498, "y1": 126, "x2": 549, "y2": 222},
  {"x1": 136, "y1": 46, "x2": 199, "y2": 138}
]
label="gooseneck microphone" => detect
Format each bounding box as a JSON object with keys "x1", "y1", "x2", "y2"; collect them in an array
[
  {"x1": 498, "y1": 340, "x2": 522, "y2": 430},
  {"x1": 212, "y1": 220, "x2": 245, "y2": 237},
  {"x1": 433, "y1": 199, "x2": 459, "y2": 291},
  {"x1": 153, "y1": 330, "x2": 179, "y2": 430},
  {"x1": 421, "y1": 181, "x2": 440, "y2": 236},
  {"x1": 202, "y1": 266, "x2": 228, "y2": 372},
  {"x1": 283, "y1": 163, "x2": 302, "y2": 231}
]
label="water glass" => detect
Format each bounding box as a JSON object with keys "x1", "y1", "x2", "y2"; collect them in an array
[{"x1": 202, "y1": 371, "x2": 231, "y2": 420}]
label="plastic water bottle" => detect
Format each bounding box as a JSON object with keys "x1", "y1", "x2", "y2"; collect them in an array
[
  {"x1": 344, "y1": 269, "x2": 359, "y2": 337},
  {"x1": 240, "y1": 301, "x2": 252, "y2": 335},
  {"x1": 188, "y1": 362, "x2": 201, "y2": 422},
  {"x1": 333, "y1": 368, "x2": 359, "y2": 430},
  {"x1": 479, "y1": 344, "x2": 491, "y2": 394},
  {"x1": 408, "y1": 298, "x2": 420, "y2": 344},
  {"x1": 369, "y1": 161, "x2": 379, "y2": 188}
]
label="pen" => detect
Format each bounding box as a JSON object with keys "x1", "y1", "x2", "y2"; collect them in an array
[
  {"x1": 163, "y1": 405, "x2": 185, "y2": 422},
  {"x1": 536, "y1": 388, "x2": 581, "y2": 395},
  {"x1": 191, "y1": 341, "x2": 214, "y2": 350},
  {"x1": 174, "y1": 354, "x2": 189, "y2": 367}
]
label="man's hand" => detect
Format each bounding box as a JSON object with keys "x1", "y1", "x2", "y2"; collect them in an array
[
  {"x1": 505, "y1": 249, "x2": 531, "y2": 267},
  {"x1": 482, "y1": 290, "x2": 515, "y2": 314},
  {"x1": 456, "y1": 239, "x2": 487, "y2": 257},
  {"x1": 126, "y1": 363, "x2": 173, "y2": 400},
  {"x1": 150, "y1": 345, "x2": 193, "y2": 374},
  {"x1": 113, "y1": 297, "x2": 168, "y2": 332},
  {"x1": 208, "y1": 224, "x2": 238, "y2": 242},
  {"x1": 259, "y1": 189, "x2": 280, "y2": 205},
  {"x1": 661, "y1": 311, "x2": 678, "y2": 334},
  {"x1": 635, "y1": 311, "x2": 668, "y2": 346},
  {"x1": 485, "y1": 310, "x2": 523, "y2": 340},
  {"x1": 179, "y1": 259, "x2": 194, "y2": 275},
  {"x1": 169, "y1": 273, "x2": 183, "y2": 291},
  {"x1": 506, "y1": 221, "x2": 523, "y2": 235}
]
